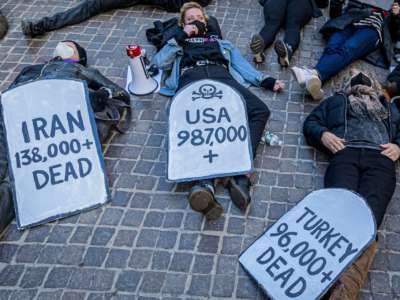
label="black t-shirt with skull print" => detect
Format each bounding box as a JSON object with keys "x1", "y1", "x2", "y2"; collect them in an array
[{"x1": 179, "y1": 31, "x2": 228, "y2": 69}]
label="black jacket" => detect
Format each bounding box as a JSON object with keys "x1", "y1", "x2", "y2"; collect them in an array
[
  {"x1": 320, "y1": 0, "x2": 396, "y2": 69},
  {"x1": 9, "y1": 59, "x2": 130, "y2": 105},
  {"x1": 258, "y1": 0, "x2": 322, "y2": 18},
  {"x1": 303, "y1": 93, "x2": 400, "y2": 155}
]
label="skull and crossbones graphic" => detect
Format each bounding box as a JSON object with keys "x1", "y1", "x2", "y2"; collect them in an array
[{"x1": 192, "y1": 84, "x2": 223, "y2": 101}]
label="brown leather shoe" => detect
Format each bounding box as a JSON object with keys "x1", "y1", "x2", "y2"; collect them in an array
[{"x1": 327, "y1": 240, "x2": 377, "y2": 300}]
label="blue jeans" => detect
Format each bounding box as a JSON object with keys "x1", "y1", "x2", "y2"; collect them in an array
[{"x1": 316, "y1": 26, "x2": 380, "y2": 83}]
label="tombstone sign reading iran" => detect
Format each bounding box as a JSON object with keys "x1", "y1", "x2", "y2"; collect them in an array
[
  {"x1": 0, "y1": 79, "x2": 110, "y2": 229},
  {"x1": 168, "y1": 79, "x2": 253, "y2": 182},
  {"x1": 239, "y1": 189, "x2": 376, "y2": 300}
]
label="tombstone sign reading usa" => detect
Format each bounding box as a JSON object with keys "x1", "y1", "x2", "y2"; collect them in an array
[
  {"x1": 239, "y1": 188, "x2": 376, "y2": 300},
  {"x1": 168, "y1": 79, "x2": 252, "y2": 182},
  {"x1": 1, "y1": 79, "x2": 110, "y2": 229}
]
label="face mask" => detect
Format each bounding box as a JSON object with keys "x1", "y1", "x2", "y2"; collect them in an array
[
  {"x1": 350, "y1": 72, "x2": 372, "y2": 88},
  {"x1": 189, "y1": 20, "x2": 207, "y2": 36},
  {"x1": 54, "y1": 42, "x2": 75, "y2": 59}
]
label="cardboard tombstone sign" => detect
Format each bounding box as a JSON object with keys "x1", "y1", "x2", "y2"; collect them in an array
[
  {"x1": 355, "y1": 0, "x2": 392, "y2": 10},
  {"x1": 168, "y1": 79, "x2": 253, "y2": 182},
  {"x1": 239, "y1": 189, "x2": 376, "y2": 300},
  {"x1": 0, "y1": 79, "x2": 110, "y2": 229}
]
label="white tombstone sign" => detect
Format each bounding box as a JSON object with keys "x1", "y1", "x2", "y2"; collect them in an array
[
  {"x1": 1, "y1": 79, "x2": 110, "y2": 229},
  {"x1": 239, "y1": 188, "x2": 376, "y2": 300},
  {"x1": 168, "y1": 79, "x2": 253, "y2": 182}
]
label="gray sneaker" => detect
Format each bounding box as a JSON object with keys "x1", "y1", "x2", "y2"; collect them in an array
[{"x1": 0, "y1": 11, "x2": 8, "y2": 40}]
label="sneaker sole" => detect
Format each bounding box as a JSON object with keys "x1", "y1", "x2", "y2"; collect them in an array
[
  {"x1": 228, "y1": 180, "x2": 250, "y2": 211},
  {"x1": 188, "y1": 190, "x2": 223, "y2": 220},
  {"x1": 306, "y1": 78, "x2": 324, "y2": 101},
  {"x1": 250, "y1": 34, "x2": 265, "y2": 64},
  {"x1": 274, "y1": 41, "x2": 289, "y2": 67}
]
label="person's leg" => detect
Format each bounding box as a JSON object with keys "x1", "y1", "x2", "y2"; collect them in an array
[
  {"x1": 357, "y1": 150, "x2": 396, "y2": 228},
  {"x1": 205, "y1": 66, "x2": 270, "y2": 210},
  {"x1": 177, "y1": 67, "x2": 224, "y2": 219},
  {"x1": 324, "y1": 148, "x2": 360, "y2": 192},
  {"x1": 225, "y1": 80, "x2": 270, "y2": 153},
  {"x1": 250, "y1": 0, "x2": 288, "y2": 63},
  {"x1": 259, "y1": 0, "x2": 288, "y2": 49},
  {"x1": 283, "y1": 0, "x2": 312, "y2": 52},
  {"x1": 22, "y1": 0, "x2": 139, "y2": 36},
  {"x1": 324, "y1": 149, "x2": 395, "y2": 300},
  {"x1": 274, "y1": 0, "x2": 312, "y2": 67},
  {"x1": 316, "y1": 26, "x2": 380, "y2": 83}
]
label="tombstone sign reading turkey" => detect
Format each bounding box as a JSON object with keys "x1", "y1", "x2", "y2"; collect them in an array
[
  {"x1": 167, "y1": 79, "x2": 253, "y2": 182},
  {"x1": 239, "y1": 189, "x2": 376, "y2": 300}
]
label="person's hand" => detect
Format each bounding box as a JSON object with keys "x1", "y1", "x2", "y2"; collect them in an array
[
  {"x1": 321, "y1": 131, "x2": 346, "y2": 153},
  {"x1": 183, "y1": 24, "x2": 198, "y2": 36},
  {"x1": 392, "y1": 2, "x2": 400, "y2": 15},
  {"x1": 273, "y1": 80, "x2": 285, "y2": 92},
  {"x1": 380, "y1": 143, "x2": 400, "y2": 161}
]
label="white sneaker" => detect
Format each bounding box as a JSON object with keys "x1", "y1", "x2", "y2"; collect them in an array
[{"x1": 291, "y1": 66, "x2": 324, "y2": 100}]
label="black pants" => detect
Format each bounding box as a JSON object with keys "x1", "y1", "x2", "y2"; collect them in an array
[
  {"x1": 259, "y1": 0, "x2": 313, "y2": 52},
  {"x1": 324, "y1": 148, "x2": 396, "y2": 227},
  {"x1": 179, "y1": 65, "x2": 270, "y2": 154},
  {"x1": 34, "y1": 0, "x2": 211, "y2": 33}
]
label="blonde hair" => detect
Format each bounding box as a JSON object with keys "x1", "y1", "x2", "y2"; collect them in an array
[{"x1": 178, "y1": 2, "x2": 208, "y2": 27}]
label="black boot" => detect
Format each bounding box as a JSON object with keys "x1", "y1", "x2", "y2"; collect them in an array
[
  {"x1": 0, "y1": 11, "x2": 8, "y2": 40},
  {"x1": 274, "y1": 40, "x2": 293, "y2": 67},
  {"x1": 188, "y1": 180, "x2": 223, "y2": 220},
  {"x1": 21, "y1": 19, "x2": 45, "y2": 37},
  {"x1": 227, "y1": 176, "x2": 251, "y2": 211}
]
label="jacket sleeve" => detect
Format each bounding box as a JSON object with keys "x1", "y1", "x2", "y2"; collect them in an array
[
  {"x1": 227, "y1": 42, "x2": 274, "y2": 87},
  {"x1": 151, "y1": 38, "x2": 183, "y2": 72},
  {"x1": 80, "y1": 66, "x2": 130, "y2": 103},
  {"x1": 303, "y1": 97, "x2": 332, "y2": 151}
]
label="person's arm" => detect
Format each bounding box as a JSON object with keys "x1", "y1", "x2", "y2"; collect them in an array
[
  {"x1": 226, "y1": 41, "x2": 283, "y2": 91},
  {"x1": 80, "y1": 66, "x2": 130, "y2": 103},
  {"x1": 303, "y1": 97, "x2": 331, "y2": 150},
  {"x1": 151, "y1": 37, "x2": 183, "y2": 72}
]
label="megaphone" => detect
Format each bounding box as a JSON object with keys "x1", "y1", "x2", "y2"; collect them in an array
[{"x1": 126, "y1": 45, "x2": 158, "y2": 96}]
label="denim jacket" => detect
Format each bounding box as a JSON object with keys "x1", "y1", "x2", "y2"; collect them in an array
[{"x1": 151, "y1": 38, "x2": 270, "y2": 96}]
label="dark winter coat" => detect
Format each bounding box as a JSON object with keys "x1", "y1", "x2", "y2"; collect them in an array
[
  {"x1": 319, "y1": 0, "x2": 397, "y2": 69},
  {"x1": 303, "y1": 93, "x2": 400, "y2": 155}
]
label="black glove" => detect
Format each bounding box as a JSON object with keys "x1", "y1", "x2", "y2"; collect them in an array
[{"x1": 260, "y1": 77, "x2": 277, "y2": 91}]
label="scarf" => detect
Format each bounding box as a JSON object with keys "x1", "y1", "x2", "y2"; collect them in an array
[{"x1": 346, "y1": 85, "x2": 388, "y2": 121}]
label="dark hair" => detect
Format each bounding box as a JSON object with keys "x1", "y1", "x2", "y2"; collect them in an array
[{"x1": 63, "y1": 40, "x2": 87, "y2": 66}]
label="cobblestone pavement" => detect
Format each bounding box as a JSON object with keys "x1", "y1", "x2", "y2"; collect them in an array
[{"x1": 0, "y1": 0, "x2": 399, "y2": 299}]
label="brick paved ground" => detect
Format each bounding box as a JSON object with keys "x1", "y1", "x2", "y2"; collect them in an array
[{"x1": 0, "y1": 0, "x2": 399, "y2": 299}]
